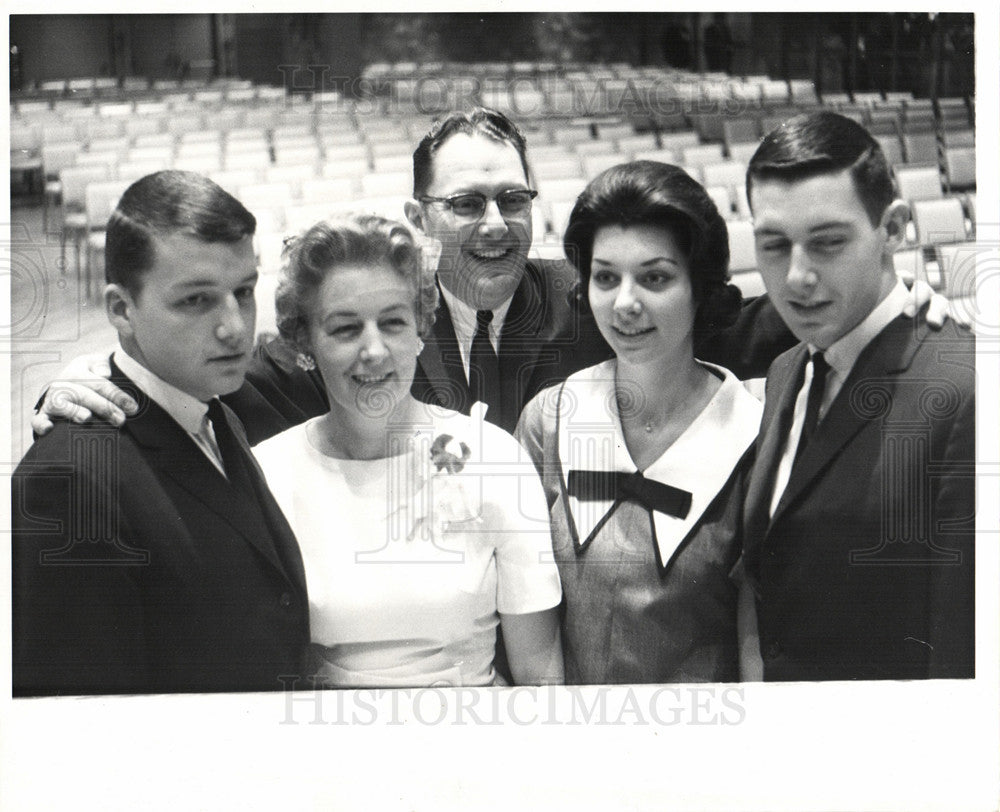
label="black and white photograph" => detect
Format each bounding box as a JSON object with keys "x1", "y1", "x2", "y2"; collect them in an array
[{"x1": 4, "y1": 6, "x2": 998, "y2": 810}]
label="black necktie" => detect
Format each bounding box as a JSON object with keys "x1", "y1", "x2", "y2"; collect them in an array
[
  {"x1": 567, "y1": 470, "x2": 692, "y2": 519},
  {"x1": 468, "y1": 310, "x2": 502, "y2": 418},
  {"x1": 794, "y1": 351, "x2": 829, "y2": 463},
  {"x1": 207, "y1": 398, "x2": 250, "y2": 487}
]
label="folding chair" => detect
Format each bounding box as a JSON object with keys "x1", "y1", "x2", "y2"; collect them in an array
[
  {"x1": 117, "y1": 161, "x2": 169, "y2": 184},
  {"x1": 372, "y1": 153, "x2": 413, "y2": 174},
  {"x1": 265, "y1": 163, "x2": 318, "y2": 199},
  {"x1": 633, "y1": 148, "x2": 680, "y2": 165},
  {"x1": 727, "y1": 142, "x2": 760, "y2": 165},
  {"x1": 681, "y1": 144, "x2": 725, "y2": 172},
  {"x1": 59, "y1": 164, "x2": 112, "y2": 272},
  {"x1": 210, "y1": 168, "x2": 265, "y2": 194},
  {"x1": 40, "y1": 142, "x2": 83, "y2": 232},
  {"x1": 902, "y1": 131, "x2": 939, "y2": 165},
  {"x1": 894, "y1": 165, "x2": 943, "y2": 204},
  {"x1": 722, "y1": 119, "x2": 759, "y2": 154},
  {"x1": 300, "y1": 177, "x2": 358, "y2": 206},
  {"x1": 875, "y1": 134, "x2": 904, "y2": 167},
  {"x1": 238, "y1": 182, "x2": 293, "y2": 236},
  {"x1": 726, "y1": 219, "x2": 757, "y2": 274},
  {"x1": 616, "y1": 133, "x2": 658, "y2": 159},
  {"x1": 321, "y1": 157, "x2": 371, "y2": 183},
  {"x1": 936, "y1": 241, "x2": 978, "y2": 300},
  {"x1": 360, "y1": 171, "x2": 411, "y2": 198},
  {"x1": 705, "y1": 186, "x2": 735, "y2": 220},
  {"x1": 941, "y1": 129, "x2": 976, "y2": 147},
  {"x1": 174, "y1": 154, "x2": 223, "y2": 174},
  {"x1": 658, "y1": 131, "x2": 700, "y2": 154},
  {"x1": 911, "y1": 198, "x2": 968, "y2": 246},
  {"x1": 274, "y1": 145, "x2": 322, "y2": 168},
  {"x1": 323, "y1": 143, "x2": 369, "y2": 164},
  {"x1": 224, "y1": 150, "x2": 271, "y2": 172},
  {"x1": 531, "y1": 158, "x2": 584, "y2": 184},
  {"x1": 581, "y1": 153, "x2": 625, "y2": 179},
  {"x1": 942, "y1": 146, "x2": 975, "y2": 192},
  {"x1": 84, "y1": 180, "x2": 131, "y2": 299}
]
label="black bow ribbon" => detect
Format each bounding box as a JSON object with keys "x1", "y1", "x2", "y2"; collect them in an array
[{"x1": 567, "y1": 470, "x2": 692, "y2": 519}]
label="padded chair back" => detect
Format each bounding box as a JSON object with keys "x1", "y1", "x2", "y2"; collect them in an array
[
  {"x1": 911, "y1": 198, "x2": 967, "y2": 246},
  {"x1": 895, "y1": 165, "x2": 943, "y2": 203}
]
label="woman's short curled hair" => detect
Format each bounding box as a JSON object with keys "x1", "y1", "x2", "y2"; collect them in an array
[
  {"x1": 563, "y1": 160, "x2": 742, "y2": 338},
  {"x1": 275, "y1": 213, "x2": 438, "y2": 354}
]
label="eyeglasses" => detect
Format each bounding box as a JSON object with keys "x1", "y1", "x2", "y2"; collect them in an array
[{"x1": 419, "y1": 189, "x2": 538, "y2": 219}]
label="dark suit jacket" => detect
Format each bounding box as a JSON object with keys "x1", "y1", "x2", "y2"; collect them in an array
[
  {"x1": 743, "y1": 312, "x2": 975, "y2": 681},
  {"x1": 230, "y1": 257, "x2": 795, "y2": 442},
  {"x1": 12, "y1": 361, "x2": 311, "y2": 696}
]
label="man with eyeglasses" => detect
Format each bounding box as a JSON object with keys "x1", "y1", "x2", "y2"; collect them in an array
[
  {"x1": 232, "y1": 108, "x2": 795, "y2": 436},
  {"x1": 399, "y1": 109, "x2": 607, "y2": 433}
]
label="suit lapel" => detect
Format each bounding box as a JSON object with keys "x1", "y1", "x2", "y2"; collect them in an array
[
  {"x1": 415, "y1": 292, "x2": 473, "y2": 414},
  {"x1": 112, "y1": 364, "x2": 296, "y2": 584},
  {"x1": 496, "y1": 265, "x2": 547, "y2": 428},
  {"x1": 744, "y1": 345, "x2": 808, "y2": 545},
  {"x1": 226, "y1": 402, "x2": 309, "y2": 597},
  {"x1": 770, "y1": 315, "x2": 923, "y2": 525}
]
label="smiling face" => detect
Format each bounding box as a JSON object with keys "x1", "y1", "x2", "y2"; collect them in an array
[
  {"x1": 305, "y1": 263, "x2": 421, "y2": 419},
  {"x1": 107, "y1": 232, "x2": 258, "y2": 401},
  {"x1": 751, "y1": 168, "x2": 898, "y2": 349},
  {"x1": 588, "y1": 223, "x2": 697, "y2": 367},
  {"x1": 405, "y1": 132, "x2": 532, "y2": 310}
]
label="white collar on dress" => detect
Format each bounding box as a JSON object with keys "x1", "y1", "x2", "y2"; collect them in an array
[{"x1": 555, "y1": 359, "x2": 762, "y2": 571}]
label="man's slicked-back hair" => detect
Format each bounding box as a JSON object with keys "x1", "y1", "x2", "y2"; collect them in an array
[
  {"x1": 412, "y1": 107, "x2": 530, "y2": 198},
  {"x1": 747, "y1": 111, "x2": 895, "y2": 226},
  {"x1": 105, "y1": 170, "x2": 256, "y2": 296}
]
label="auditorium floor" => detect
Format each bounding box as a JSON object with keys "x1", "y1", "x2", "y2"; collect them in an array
[{"x1": 9, "y1": 199, "x2": 112, "y2": 461}]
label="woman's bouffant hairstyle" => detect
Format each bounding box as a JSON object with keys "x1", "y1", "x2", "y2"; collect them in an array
[
  {"x1": 275, "y1": 214, "x2": 438, "y2": 354},
  {"x1": 563, "y1": 160, "x2": 742, "y2": 338}
]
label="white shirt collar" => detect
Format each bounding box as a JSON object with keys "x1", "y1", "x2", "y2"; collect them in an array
[
  {"x1": 113, "y1": 348, "x2": 209, "y2": 434},
  {"x1": 438, "y1": 282, "x2": 513, "y2": 363},
  {"x1": 811, "y1": 278, "x2": 909, "y2": 381}
]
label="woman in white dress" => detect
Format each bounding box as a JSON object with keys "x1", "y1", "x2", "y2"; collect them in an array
[
  {"x1": 253, "y1": 214, "x2": 563, "y2": 688},
  {"x1": 516, "y1": 161, "x2": 761, "y2": 684}
]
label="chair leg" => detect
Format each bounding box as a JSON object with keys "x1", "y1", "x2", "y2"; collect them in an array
[{"x1": 83, "y1": 241, "x2": 90, "y2": 301}]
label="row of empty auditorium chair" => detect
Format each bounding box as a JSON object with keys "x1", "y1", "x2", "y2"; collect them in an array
[{"x1": 11, "y1": 72, "x2": 976, "y2": 312}]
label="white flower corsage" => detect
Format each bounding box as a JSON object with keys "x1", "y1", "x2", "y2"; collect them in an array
[{"x1": 407, "y1": 432, "x2": 481, "y2": 541}]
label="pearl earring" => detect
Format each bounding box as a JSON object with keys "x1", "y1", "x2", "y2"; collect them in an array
[
  {"x1": 416, "y1": 338, "x2": 425, "y2": 355},
  {"x1": 295, "y1": 352, "x2": 316, "y2": 371}
]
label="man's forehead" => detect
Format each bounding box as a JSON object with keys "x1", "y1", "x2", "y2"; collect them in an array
[
  {"x1": 427, "y1": 132, "x2": 528, "y2": 188},
  {"x1": 751, "y1": 170, "x2": 870, "y2": 226},
  {"x1": 148, "y1": 232, "x2": 256, "y2": 281}
]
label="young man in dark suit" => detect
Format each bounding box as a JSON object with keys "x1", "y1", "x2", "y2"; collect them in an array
[
  {"x1": 12, "y1": 171, "x2": 310, "y2": 696},
  {"x1": 742, "y1": 112, "x2": 975, "y2": 681}
]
